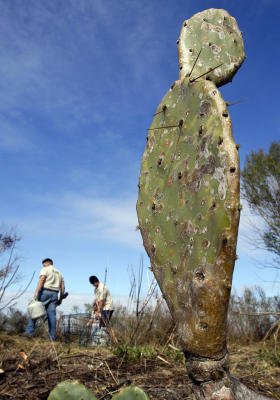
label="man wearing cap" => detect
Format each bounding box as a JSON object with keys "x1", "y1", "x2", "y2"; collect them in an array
[
  {"x1": 88, "y1": 276, "x2": 114, "y2": 329},
  {"x1": 25, "y1": 258, "x2": 65, "y2": 340}
]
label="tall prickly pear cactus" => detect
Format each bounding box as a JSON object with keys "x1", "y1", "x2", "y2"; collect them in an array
[{"x1": 136, "y1": 9, "x2": 263, "y2": 396}]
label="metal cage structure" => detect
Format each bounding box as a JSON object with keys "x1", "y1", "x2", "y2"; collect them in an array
[{"x1": 58, "y1": 313, "x2": 91, "y2": 347}]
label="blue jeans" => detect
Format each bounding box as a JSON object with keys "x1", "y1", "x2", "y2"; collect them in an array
[
  {"x1": 26, "y1": 289, "x2": 58, "y2": 340},
  {"x1": 90, "y1": 324, "x2": 100, "y2": 343}
]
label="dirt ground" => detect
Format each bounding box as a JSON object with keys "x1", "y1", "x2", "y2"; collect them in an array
[{"x1": 0, "y1": 332, "x2": 279, "y2": 400}]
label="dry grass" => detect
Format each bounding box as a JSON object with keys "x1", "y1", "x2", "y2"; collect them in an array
[{"x1": 0, "y1": 332, "x2": 279, "y2": 399}]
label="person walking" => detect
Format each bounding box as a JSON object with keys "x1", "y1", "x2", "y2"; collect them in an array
[
  {"x1": 89, "y1": 276, "x2": 114, "y2": 329},
  {"x1": 26, "y1": 258, "x2": 65, "y2": 341}
]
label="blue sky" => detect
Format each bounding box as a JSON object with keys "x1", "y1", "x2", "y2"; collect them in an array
[{"x1": 1, "y1": 0, "x2": 279, "y2": 311}]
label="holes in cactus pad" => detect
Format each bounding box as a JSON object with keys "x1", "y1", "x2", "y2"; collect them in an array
[
  {"x1": 199, "y1": 101, "x2": 211, "y2": 117},
  {"x1": 178, "y1": 171, "x2": 182, "y2": 180},
  {"x1": 194, "y1": 271, "x2": 205, "y2": 282},
  {"x1": 210, "y1": 202, "x2": 216, "y2": 211},
  {"x1": 222, "y1": 112, "x2": 229, "y2": 117},
  {"x1": 170, "y1": 83, "x2": 175, "y2": 90},
  {"x1": 230, "y1": 167, "x2": 236, "y2": 173},
  {"x1": 201, "y1": 322, "x2": 208, "y2": 330},
  {"x1": 157, "y1": 159, "x2": 162, "y2": 167},
  {"x1": 176, "y1": 40, "x2": 180, "y2": 45},
  {"x1": 202, "y1": 239, "x2": 210, "y2": 248},
  {"x1": 218, "y1": 137, "x2": 223, "y2": 145},
  {"x1": 189, "y1": 48, "x2": 193, "y2": 52}
]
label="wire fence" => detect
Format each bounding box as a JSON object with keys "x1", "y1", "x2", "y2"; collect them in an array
[
  {"x1": 57, "y1": 313, "x2": 110, "y2": 347},
  {"x1": 58, "y1": 313, "x2": 91, "y2": 346}
]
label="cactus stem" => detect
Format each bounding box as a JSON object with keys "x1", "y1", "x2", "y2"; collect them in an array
[
  {"x1": 189, "y1": 48, "x2": 202, "y2": 78},
  {"x1": 190, "y1": 63, "x2": 224, "y2": 83}
]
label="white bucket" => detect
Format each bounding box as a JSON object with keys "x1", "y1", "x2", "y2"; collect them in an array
[{"x1": 27, "y1": 299, "x2": 47, "y2": 320}]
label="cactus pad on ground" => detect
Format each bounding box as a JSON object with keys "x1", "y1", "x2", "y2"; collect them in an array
[
  {"x1": 48, "y1": 381, "x2": 97, "y2": 400},
  {"x1": 48, "y1": 382, "x2": 150, "y2": 400},
  {"x1": 113, "y1": 386, "x2": 150, "y2": 400}
]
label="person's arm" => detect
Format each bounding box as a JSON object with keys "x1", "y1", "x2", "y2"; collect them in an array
[
  {"x1": 96, "y1": 299, "x2": 104, "y2": 314},
  {"x1": 60, "y1": 280, "x2": 65, "y2": 299},
  {"x1": 34, "y1": 275, "x2": 46, "y2": 298},
  {"x1": 57, "y1": 280, "x2": 65, "y2": 305}
]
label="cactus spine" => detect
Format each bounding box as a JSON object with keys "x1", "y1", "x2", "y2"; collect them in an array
[{"x1": 137, "y1": 8, "x2": 244, "y2": 382}]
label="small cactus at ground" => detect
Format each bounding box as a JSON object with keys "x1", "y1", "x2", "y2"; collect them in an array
[
  {"x1": 48, "y1": 381, "x2": 97, "y2": 400},
  {"x1": 112, "y1": 386, "x2": 150, "y2": 400},
  {"x1": 136, "y1": 8, "x2": 244, "y2": 381},
  {"x1": 48, "y1": 382, "x2": 150, "y2": 400}
]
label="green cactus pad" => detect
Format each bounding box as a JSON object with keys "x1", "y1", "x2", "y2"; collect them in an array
[
  {"x1": 48, "y1": 381, "x2": 97, "y2": 400},
  {"x1": 136, "y1": 77, "x2": 240, "y2": 358},
  {"x1": 112, "y1": 386, "x2": 150, "y2": 400},
  {"x1": 177, "y1": 9, "x2": 245, "y2": 86}
]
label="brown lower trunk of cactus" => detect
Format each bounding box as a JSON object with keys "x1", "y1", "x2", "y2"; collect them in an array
[{"x1": 185, "y1": 353, "x2": 270, "y2": 399}]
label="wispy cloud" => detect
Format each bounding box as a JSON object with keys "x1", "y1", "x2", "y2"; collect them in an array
[
  {"x1": 0, "y1": 113, "x2": 37, "y2": 151},
  {"x1": 10, "y1": 192, "x2": 142, "y2": 249}
]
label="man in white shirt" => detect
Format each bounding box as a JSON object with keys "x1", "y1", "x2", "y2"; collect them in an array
[
  {"x1": 25, "y1": 258, "x2": 65, "y2": 340},
  {"x1": 89, "y1": 275, "x2": 114, "y2": 328}
]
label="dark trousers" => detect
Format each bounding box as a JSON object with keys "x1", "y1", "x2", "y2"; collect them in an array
[{"x1": 100, "y1": 310, "x2": 114, "y2": 328}]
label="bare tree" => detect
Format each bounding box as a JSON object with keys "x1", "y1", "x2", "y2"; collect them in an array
[
  {"x1": 241, "y1": 141, "x2": 280, "y2": 271},
  {"x1": 0, "y1": 229, "x2": 34, "y2": 312}
]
